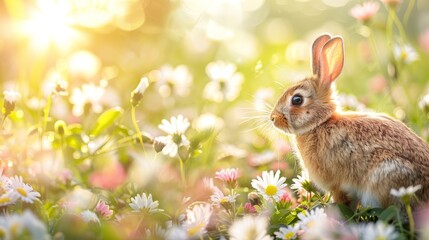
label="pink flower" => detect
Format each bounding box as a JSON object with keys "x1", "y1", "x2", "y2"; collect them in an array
[
  {"x1": 350, "y1": 2, "x2": 380, "y2": 23},
  {"x1": 281, "y1": 192, "x2": 292, "y2": 203},
  {"x1": 96, "y1": 200, "x2": 113, "y2": 219},
  {"x1": 215, "y1": 168, "x2": 238, "y2": 187},
  {"x1": 89, "y1": 161, "x2": 126, "y2": 189},
  {"x1": 244, "y1": 202, "x2": 256, "y2": 214}
]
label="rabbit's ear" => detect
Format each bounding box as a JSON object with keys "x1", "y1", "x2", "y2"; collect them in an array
[
  {"x1": 312, "y1": 34, "x2": 332, "y2": 76},
  {"x1": 318, "y1": 37, "x2": 344, "y2": 85}
]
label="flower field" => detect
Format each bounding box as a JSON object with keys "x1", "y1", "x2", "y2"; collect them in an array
[{"x1": 1, "y1": 0, "x2": 429, "y2": 239}]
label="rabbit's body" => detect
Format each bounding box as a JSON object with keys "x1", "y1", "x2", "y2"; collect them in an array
[
  {"x1": 295, "y1": 110, "x2": 429, "y2": 207},
  {"x1": 271, "y1": 34, "x2": 429, "y2": 208}
]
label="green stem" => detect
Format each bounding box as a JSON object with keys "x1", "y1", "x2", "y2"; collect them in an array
[
  {"x1": 0, "y1": 114, "x2": 7, "y2": 130},
  {"x1": 131, "y1": 106, "x2": 145, "y2": 149},
  {"x1": 386, "y1": 8, "x2": 395, "y2": 47},
  {"x1": 403, "y1": 0, "x2": 415, "y2": 26},
  {"x1": 392, "y1": 10, "x2": 407, "y2": 44},
  {"x1": 406, "y1": 203, "x2": 415, "y2": 240},
  {"x1": 43, "y1": 94, "x2": 52, "y2": 133},
  {"x1": 179, "y1": 158, "x2": 187, "y2": 188}
]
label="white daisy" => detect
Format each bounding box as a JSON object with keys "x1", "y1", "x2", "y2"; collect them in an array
[
  {"x1": 80, "y1": 210, "x2": 100, "y2": 224},
  {"x1": 159, "y1": 115, "x2": 190, "y2": 135},
  {"x1": 154, "y1": 64, "x2": 193, "y2": 97},
  {"x1": 297, "y1": 207, "x2": 327, "y2": 230},
  {"x1": 274, "y1": 224, "x2": 299, "y2": 240},
  {"x1": 390, "y1": 185, "x2": 422, "y2": 198},
  {"x1": 419, "y1": 93, "x2": 429, "y2": 111},
  {"x1": 210, "y1": 187, "x2": 239, "y2": 206},
  {"x1": 0, "y1": 192, "x2": 16, "y2": 207},
  {"x1": 182, "y1": 203, "x2": 212, "y2": 239},
  {"x1": 251, "y1": 170, "x2": 288, "y2": 201},
  {"x1": 203, "y1": 61, "x2": 244, "y2": 102},
  {"x1": 133, "y1": 77, "x2": 150, "y2": 95},
  {"x1": 3, "y1": 90, "x2": 21, "y2": 103},
  {"x1": 290, "y1": 171, "x2": 310, "y2": 193},
  {"x1": 6, "y1": 176, "x2": 40, "y2": 204},
  {"x1": 394, "y1": 43, "x2": 418, "y2": 64},
  {"x1": 360, "y1": 221, "x2": 399, "y2": 240},
  {"x1": 156, "y1": 115, "x2": 191, "y2": 157},
  {"x1": 228, "y1": 215, "x2": 272, "y2": 240},
  {"x1": 0, "y1": 210, "x2": 50, "y2": 240},
  {"x1": 194, "y1": 113, "x2": 224, "y2": 133},
  {"x1": 129, "y1": 193, "x2": 163, "y2": 214},
  {"x1": 69, "y1": 83, "x2": 105, "y2": 116}
]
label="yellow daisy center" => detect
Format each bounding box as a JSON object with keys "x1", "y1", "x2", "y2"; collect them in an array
[
  {"x1": 265, "y1": 185, "x2": 278, "y2": 196},
  {"x1": 187, "y1": 223, "x2": 204, "y2": 237},
  {"x1": 0, "y1": 197, "x2": 10, "y2": 204},
  {"x1": 284, "y1": 232, "x2": 295, "y2": 239},
  {"x1": 17, "y1": 187, "x2": 28, "y2": 197}
]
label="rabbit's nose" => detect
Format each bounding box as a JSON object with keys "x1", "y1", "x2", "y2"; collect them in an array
[{"x1": 270, "y1": 113, "x2": 279, "y2": 122}]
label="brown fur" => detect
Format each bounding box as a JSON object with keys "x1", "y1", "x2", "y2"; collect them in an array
[{"x1": 270, "y1": 35, "x2": 429, "y2": 208}]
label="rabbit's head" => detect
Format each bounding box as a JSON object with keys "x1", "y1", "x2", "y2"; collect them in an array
[{"x1": 270, "y1": 34, "x2": 345, "y2": 135}]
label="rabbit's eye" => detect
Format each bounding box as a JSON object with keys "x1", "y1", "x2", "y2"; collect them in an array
[{"x1": 291, "y1": 94, "x2": 303, "y2": 106}]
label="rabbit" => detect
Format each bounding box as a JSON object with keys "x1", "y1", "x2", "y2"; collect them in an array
[{"x1": 270, "y1": 33, "x2": 429, "y2": 208}]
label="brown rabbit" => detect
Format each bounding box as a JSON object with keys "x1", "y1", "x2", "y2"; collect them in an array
[{"x1": 270, "y1": 34, "x2": 429, "y2": 208}]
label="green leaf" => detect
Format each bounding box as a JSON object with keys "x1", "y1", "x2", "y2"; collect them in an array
[
  {"x1": 91, "y1": 107, "x2": 123, "y2": 137},
  {"x1": 337, "y1": 203, "x2": 355, "y2": 221},
  {"x1": 378, "y1": 205, "x2": 399, "y2": 222}
]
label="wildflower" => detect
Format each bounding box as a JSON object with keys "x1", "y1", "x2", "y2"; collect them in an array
[
  {"x1": 251, "y1": 170, "x2": 288, "y2": 201},
  {"x1": 6, "y1": 176, "x2": 40, "y2": 204},
  {"x1": 280, "y1": 191, "x2": 292, "y2": 205},
  {"x1": 51, "y1": 78, "x2": 68, "y2": 96},
  {"x1": 359, "y1": 221, "x2": 399, "y2": 240},
  {"x1": 131, "y1": 77, "x2": 149, "y2": 107},
  {"x1": 0, "y1": 192, "x2": 16, "y2": 207},
  {"x1": 290, "y1": 171, "x2": 311, "y2": 194},
  {"x1": 129, "y1": 193, "x2": 163, "y2": 214},
  {"x1": 274, "y1": 225, "x2": 299, "y2": 240},
  {"x1": 350, "y1": 2, "x2": 380, "y2": 23},
  {"x1": 228, "y1": 215, "x2": 271, "y2": 240},
  {"x1": 215, "y1": 168, "x2": 239, "y2": 187},
  {"x1": 393, "y1": 43, "x2": 418, "y2": 64},
  {"x1": 243, "y1": 202, "x2": 257, "y2": 214},
  {"x1": 0, "y1": 210, "x2": 50, "y2": 240},
  {"x1": 95, "y1": 200, "x2": 113, "y2": 219},
  {"x1": 390, "y1": 185, "x2": 422, "y2": 204},
  {"x1": 155, "y1": 115, "x2": 190, "y2": 157},
  {"x1": 380, "y1": 0, "x2": 402, "y2": 8},
  {"x1": 154, "y1": 64, "x2": 193, "y2": 97},
  {"x1": 80, "y1": 210, "x2": 100, "y2": 224},
  {"x1": 3, "y1": 90, "x2": 21, "y2": 115},
  {"x1": 297, "y1": 207, "x2": 327, "y2": 230},
  {"x1": 210, "y1": 187, "x2": 239, "y2": 207},
  {"x1": 194, "y1": 113, "x2": 224, "y2": 133},
  {"x1": 203, "y1": 61, "x2": 244, "y2": 102},
  {"x1": 182, "y1": 203, "x2": 212, "y2": 239},
  {"x1": 419, "y1": 93, "x2": 429, "y2": 113},
  {"x1": 248, "y1": 191, "x2": 262, "y2": 206},
  {"x1": 69, "y1": 83, "x2": 105, "y2": 116}
]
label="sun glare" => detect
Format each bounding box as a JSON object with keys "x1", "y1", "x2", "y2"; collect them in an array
[{"x1": 20, "y1": 0, "x2": 80, "y2": 52}]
